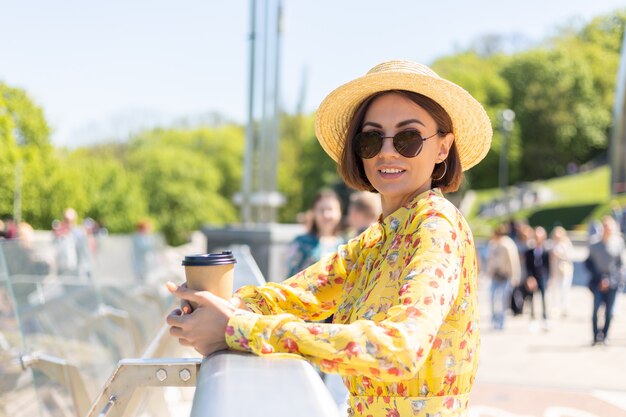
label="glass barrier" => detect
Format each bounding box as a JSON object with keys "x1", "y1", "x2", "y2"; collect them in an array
[
  {"x1": 0, "y1": 251, "x2": 43, "y2": 417},
  {"x1": 0, "y1": 232, "x2": 195, "y2": 417},
  {"x1": 0, "y1": 232, "x2": 281, "y2": 417}
]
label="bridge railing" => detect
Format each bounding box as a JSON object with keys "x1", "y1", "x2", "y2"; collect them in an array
[{"x1": 1, "y1": 237, "x2": 340, "y2": 417}]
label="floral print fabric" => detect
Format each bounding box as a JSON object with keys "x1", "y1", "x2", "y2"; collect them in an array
[{"x1": 226, "y1": 189, "x2": 480, "y2": 416}]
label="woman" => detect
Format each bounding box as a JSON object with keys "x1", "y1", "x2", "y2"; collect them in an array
[
  {"x1": 167, "y1": 60, "x2": 492, "y2": 416},
  {"x1": 549, "y1": 226, "x2": 574, "y2": 318},
  {"x1": 486, "y1": 224, "x2": 521, "y2": 330},
  {"x1": 286, "y1": 189, "x2": 345, "y2": 277}
]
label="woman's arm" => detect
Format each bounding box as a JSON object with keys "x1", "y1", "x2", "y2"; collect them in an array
[
  {"x1": 226, "y1": 213, "x2": 464, "y2": 382},
  {"x1": 233, "y1": 234, "x2": 363, "y2": 320},
  {"x1": 166, "y1": 235, "x2": 363, "y2": 356}
]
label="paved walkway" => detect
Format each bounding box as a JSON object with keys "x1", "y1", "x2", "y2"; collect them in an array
[{"x1": 471, "y1": 275, "x2": 626, "y2": 417}]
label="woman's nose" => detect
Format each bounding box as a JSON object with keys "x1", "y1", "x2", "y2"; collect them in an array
[{"x1": 377, "y1": 137, "x2": 399, "y2": 158}]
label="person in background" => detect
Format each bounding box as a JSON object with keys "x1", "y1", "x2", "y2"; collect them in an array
[
  {"x1": 524, "y1": 226, "x2": 551, "y2": 328},
  {"x1": 53, "y1": 208, "x2": 92, "y2": 278},
  {"x1": 549, "y1": 226, "x2": 574, "y2": 318},
  {"x1": 511, "y1": 223, "x2": 533, "y2": 315},
  {"x1": 587, "y1": 218, "x2": 603, "y2": 245},
  {"x1": 345, "y1": 190, "x2": 382, "y2": 238},
  {"x1": 486, "y1": 223, "x2": 521, "y2": 330},
  {"x1": 507, "y1": 218, "x2": 518, "y2": 241},
  {"x1": 1, "y1": 216, "x2": 18, "y2": 239},
  {"x1": 586, "y1": 216, "x2": 626, "y2": 346},
  {"x1": 285, "y1": 189, "x2": 346, "y2": 278},
  {"x1": 132, "y1": 219, "x2": 157, "y2": 282},
  {"x1": 167, "y1": 59, "x2": 492, "y2": 416}
]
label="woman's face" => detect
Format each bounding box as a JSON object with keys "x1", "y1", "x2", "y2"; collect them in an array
[
  {"x1": 313, "y1": 196, "x2": 342, "y2": 235},
  {"x1": 360, "y1": 93, "x2": 452, "y2": 209}
]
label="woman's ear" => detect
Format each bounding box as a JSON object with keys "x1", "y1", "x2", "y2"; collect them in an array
[{"x1": 437, "y1": 133, "x2": 455, "y2": 163}]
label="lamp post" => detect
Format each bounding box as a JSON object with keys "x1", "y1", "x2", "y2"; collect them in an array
[
  {"x1": 13, "y1": 159, "x2": 23, "y2": 225},
  {"x1": 498, "y1": 109, "x2": 515, "y2": 191},
  {"x1": 498, "y1": 109, "x2": 515, "y2": 216}
]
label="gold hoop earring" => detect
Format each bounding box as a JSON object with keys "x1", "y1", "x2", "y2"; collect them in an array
[{"x1": 432, "y1": 160, "x2": 447, "y2": 181}]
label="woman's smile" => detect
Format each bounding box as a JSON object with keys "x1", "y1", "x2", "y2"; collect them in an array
[{"x1": 377, "y1": 166, "x2": 406, "y2": 180}]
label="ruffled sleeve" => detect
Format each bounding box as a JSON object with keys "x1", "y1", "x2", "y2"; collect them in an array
[
  {"x1": 232, "y1": 234, "x2": 362, "y2": 320},
  {"x1": 226, "y1": 211, "x2": 464, "y2": 382}
]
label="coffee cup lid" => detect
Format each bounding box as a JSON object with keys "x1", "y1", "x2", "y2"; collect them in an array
[{"x1": 182, "y1": 250, "x2": 237, "y2": 266}]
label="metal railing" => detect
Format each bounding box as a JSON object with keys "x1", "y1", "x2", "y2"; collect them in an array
[
  {"x1": 191, "y1": 351, "x2": 339, "y2": 417},
  {"x1": 85, "y1": 358, "x2": 202, "y2": 417},
  {"x1": 2, "y1": 239, "x2": 341, "y2": 417}
]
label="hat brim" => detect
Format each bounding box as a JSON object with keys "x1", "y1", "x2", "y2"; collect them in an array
[{"x1": 314, "y1": 71, "x2": 492, "y2": 171}]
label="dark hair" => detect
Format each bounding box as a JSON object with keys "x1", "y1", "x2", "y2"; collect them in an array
[
  {"x1": 494, "y1": 223, "x2": 509, "y2": 237},
  {"x1": 309, "y1": 188, "x2": 342, "y2": 237},
  {"x1": 338, "y1": 90, "x2": 463, "y2": 193}
]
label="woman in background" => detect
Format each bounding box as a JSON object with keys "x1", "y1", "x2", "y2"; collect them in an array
[
  {"x1": 286, "y1": 189, "x2": 345, "y2": 278},
  {"x1": 549, "y1": 226, "x2": 574, "y2": 318}
]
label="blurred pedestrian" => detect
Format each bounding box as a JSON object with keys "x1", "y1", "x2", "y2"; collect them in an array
[
  {"x1": 1, "y1": 216, "x2": 18, "y2": 239},
  {"x1": 549, "y1": 226, "x2": 574, "y2": 318},
  {"x1": 53, "y1": 208, "x2": 92, "y2": 278},
  {"x1": 524, "y1": 226, "x2": 551, "y2": 328},
  {"x1": 285, "y1": 189, "x2": 346, "y2": 277},
  {"x1": 132, "y1": 220, "x2": 156, "y2": 282},
  {"x1": 345, "y1": 191, "x2": 381, "y2": 238},
  {"x1": 486, "y1": 224, "x2": 521, "y2": 330},
  {"x1": 586, "y1": 216, "x2": 626, "y2": 345},
  {"x1": 587, "y1": 219, "x2": 603, "y2": 245}
]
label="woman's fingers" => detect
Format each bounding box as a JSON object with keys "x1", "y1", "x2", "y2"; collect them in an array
[
  {"x1": 182, "y1": 302, "x2": 192, "y2": 314},
  {"x1": 166, "y1": 309, "x2": 188, "y2": 328},
  {"x1": 169, "y1": 326, "x2": 183, "y2": 338},
  {"x1": 166, "y1": 281, "x2": 206, "y2": 305}
]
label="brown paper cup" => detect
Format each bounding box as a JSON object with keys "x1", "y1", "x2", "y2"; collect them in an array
[{"x1": 182, "y1": 251, "x2": 236, "y2": 309}]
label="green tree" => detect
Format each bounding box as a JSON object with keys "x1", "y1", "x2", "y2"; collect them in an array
[
  {"x1": 554, "y1": 10, "x2": 626, "y2": 118},
  {"x1": 0, "y1": 82, "x2": 55, "y2": 227},
  {"x1": 432, "y1": 53, "x2": 515, "y2": 188},
  {"x1": 501, "y1": 47, "x2": 611, "y2": 179},
  {"x1": 277, "y1": 113, "x2": 341, "y2": 222},
  {"x1": 61, "y1": 150, "x2": 149, "y2": 232},
  {"x1": 133, "y1": 125, "x2": 245, "y2": 201},
  {"x1": 127, "y1": 139, "x2": 236, "y2": 245}
]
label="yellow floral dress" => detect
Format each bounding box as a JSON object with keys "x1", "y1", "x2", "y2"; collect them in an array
[{"x1": 225, "y1": 188, "x2": 480, "y2": 417}]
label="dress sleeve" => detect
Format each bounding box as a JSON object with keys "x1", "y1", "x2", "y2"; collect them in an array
[
  {"x1": 233, "y1": 235, "x2": 362, "y2": 320},
  {"x1": 226, "y1": 213, "x2": 464, "y2": 382}
]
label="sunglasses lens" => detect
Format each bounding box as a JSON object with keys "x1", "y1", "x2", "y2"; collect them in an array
[
  {"x1": 355, "y1": 132, "x2": 383, "y2": 159},
  {"x1": 354, "y1": 130, "x2": 426, "y2": 158},
  {"x1": 394, "y1": 131, "x2": 424, "y2": 157}
]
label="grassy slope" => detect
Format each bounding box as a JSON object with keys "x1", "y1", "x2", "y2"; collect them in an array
[{"x1": 467, "y1": 166, "x2": 621, "y2": 236}]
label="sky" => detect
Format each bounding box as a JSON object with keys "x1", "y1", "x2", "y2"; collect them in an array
[{"x1": 1, "y1": 0, "x2": 625, "y2": 147}]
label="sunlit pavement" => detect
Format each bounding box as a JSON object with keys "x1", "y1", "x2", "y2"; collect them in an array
[{"x1": 470, "y1": 272, "x2": 626, "y2": 417}]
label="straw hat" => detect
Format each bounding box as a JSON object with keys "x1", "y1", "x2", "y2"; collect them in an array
[{"x1": 315, "y1": 60, "x2": 492, "y2": 171}]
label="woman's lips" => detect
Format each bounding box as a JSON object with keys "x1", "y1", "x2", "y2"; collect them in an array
[{"x1": 378, "y1": 168, "x2": 406, "y2": 180}]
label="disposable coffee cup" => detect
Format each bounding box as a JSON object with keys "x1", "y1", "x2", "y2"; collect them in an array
[{"x1": 182, "y1": 251, "x2": 237, "y2": 308}]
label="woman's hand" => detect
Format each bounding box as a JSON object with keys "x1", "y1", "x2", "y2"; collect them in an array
[
  {"x1": 178, "y1": 282, "x2": 248, "y2": 314},
  {"x1": 166, "y1": 282, "x2": 237, "y2": 356}
]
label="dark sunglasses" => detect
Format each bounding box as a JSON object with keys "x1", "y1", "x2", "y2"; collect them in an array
[{"x1": 353, "y1": 129, "x2": 441, "y2": 159}]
